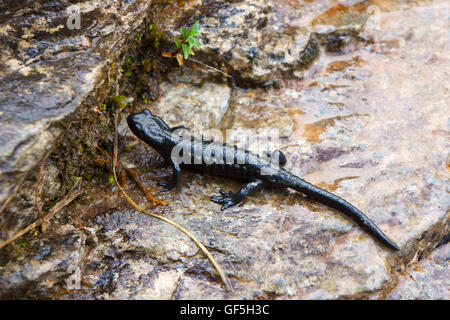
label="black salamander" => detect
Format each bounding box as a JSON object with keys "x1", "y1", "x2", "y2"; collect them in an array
[{"x1": 127, "y1": 109, "x2": 400, "y2": 251}]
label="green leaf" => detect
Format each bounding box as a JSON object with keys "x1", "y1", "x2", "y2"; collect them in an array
[
  {"x1": 189, "y1": 31, "x2": 201, "y2": 37},
  {"x1": 182, "y1": 43, "x2": 190, "y2": 59},
  {"x1": 187, "y1": 37, "x2": 195, "y2": 47},
  {"x1": 180, "y1": 27, "x2": 188, "y2": 38},
  {"x1": 174, "y1": 38, "x2": 181, "y2": 48},
  {"x1": 190, "y1": 21, "x2": 200, "y2": 33},
  {"x1": 193, "y1": 37, "x2": 200, "y2": 49}
]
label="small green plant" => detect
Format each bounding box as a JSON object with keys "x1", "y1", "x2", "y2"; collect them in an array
[
  {"x1": 163, "y1": 21, "x2": 201, "y2": 66},
  {"x1": 176, "y1": 21, "x2": 201, "y2": 59}
]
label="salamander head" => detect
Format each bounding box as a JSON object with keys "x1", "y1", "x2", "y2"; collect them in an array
[{"x1": 127, "y1": 109, "x2": 170, "y2": 149}]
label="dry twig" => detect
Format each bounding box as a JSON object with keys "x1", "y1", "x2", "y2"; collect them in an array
[
  {"x1": 0, "y1": 180, "x2": 81, "y2": 250},
  {"x1": 95, "y1": 148, "x2": 165, "y2": 206}
]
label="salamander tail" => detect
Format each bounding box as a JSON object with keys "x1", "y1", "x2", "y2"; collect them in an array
[{"x1": 280, "y1": 170, "x2": 400, "y2": 251}]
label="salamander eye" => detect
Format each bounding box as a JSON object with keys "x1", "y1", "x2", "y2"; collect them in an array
[{"x1": 142, "y1": 109, "x2": 151, "y2": 116}]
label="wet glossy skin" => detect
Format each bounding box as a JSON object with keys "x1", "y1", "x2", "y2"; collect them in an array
[{"x1": 127, "y1": 109, "x2": 400, "y2": 251}]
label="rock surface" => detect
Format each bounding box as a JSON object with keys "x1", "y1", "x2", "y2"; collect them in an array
[
  {"x1": 157, "y1": 0, "x2": 320, "y2": 84},
  {"x1": 0, "y1": 0, "x2": 449, "y2": 299},
  {"x1": 0, "y1": 0, "x2": 155, "y2": 209},
  {"x1": 386, "y1": 242, "x2": 449, "y2": 300}
]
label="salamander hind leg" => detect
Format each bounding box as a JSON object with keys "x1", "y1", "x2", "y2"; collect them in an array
[
  {"x1": 210, "y1": 179, "x2": 265, "y2": 210},
  {"x1": 211, "y1": 189, "x2": 236, "y2": 210}
]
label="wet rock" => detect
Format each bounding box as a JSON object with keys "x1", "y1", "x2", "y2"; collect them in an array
[
  {"x1": 387, "y1": 243, "x2": 449, "y2": 300},
  {"x1": 0, "y1": 178, "x2": 40, "y2": 242},
  {"x1": 1, "y1": 0, "x2": 449, "y2": 300},
  {"x1": 0, "y1": 0, "x2": 156, "y2": 209},
  {"x1": 149, "y1": 69, "x2": 232, "y2": 129},
  {"x1": 0, "y1": 223, "x2": 80, "y2": 298},
  {"x1": 117, "y1": 0, "x2": 449, "y2": 299},
  {"x1": 155, "y1": 0, "x2": 381, "y2": 85},
  {"x1": 228, "y1": 88, "x2": 295, "y2": 139},
  {"x1": 157, "y1": 0, "x2": 319, "y2": 84}
]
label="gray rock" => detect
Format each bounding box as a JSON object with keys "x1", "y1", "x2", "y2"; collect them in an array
[
  {"x1": 0, "y1": 0, "x2": 155, "y2": 207},
  {"x1": 1, "y1": 0, "x2": 449, "y2": 300},
  {"x1": 387, "y1": 242, "x2": 449, "y2": 300},
  {"x1": 157, "y1": 0, "x2": 321, "y2": 84}
]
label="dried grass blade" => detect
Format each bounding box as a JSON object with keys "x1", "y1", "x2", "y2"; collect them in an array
[{"x1": 0, "y1": 180, "x2": 81, "y2": 250}]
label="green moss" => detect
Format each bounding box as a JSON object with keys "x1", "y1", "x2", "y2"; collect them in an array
[{"x1": 110, "y1": 95, "x2": 129, "y2": 109}]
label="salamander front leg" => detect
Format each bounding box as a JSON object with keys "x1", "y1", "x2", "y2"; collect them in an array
[
  {"x1": 158, "y1": 162, "x2": 181, "y2": 192},
  {"x1": 211, "y1": 179, "x2": 265, "y2": 210}
]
